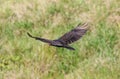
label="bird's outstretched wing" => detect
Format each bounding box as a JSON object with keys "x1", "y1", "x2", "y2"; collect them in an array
[
  {"x1": 57, "y1": 23, "x2": 89, "y2": 45},
  {"x1": 27, "y1": 33, "x2": 52, "y2": 43}
]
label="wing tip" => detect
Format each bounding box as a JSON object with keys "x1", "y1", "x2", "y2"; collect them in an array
[
  {"x1": 27, "y1": 32, "x2": 33, "y2": 38},
  {"x1": 77, "y1": 22, "x2": 89, "y2": 30}
]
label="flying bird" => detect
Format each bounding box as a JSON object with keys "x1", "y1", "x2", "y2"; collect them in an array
[{"x1": 27, "y1": 23, "x2": 89, "y2": 50}]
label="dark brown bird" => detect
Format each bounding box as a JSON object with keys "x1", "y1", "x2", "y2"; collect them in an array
[{"x1": 27, "y1": 23, "x2": 89, "y2": 50}]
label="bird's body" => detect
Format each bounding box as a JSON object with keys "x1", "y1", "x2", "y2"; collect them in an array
[
  {"x1": 50, "y1": 40, "x2": 75, "y2": 50},
  {"x1": 27, "y1": 23, "x2": 89, "y2": 50}
]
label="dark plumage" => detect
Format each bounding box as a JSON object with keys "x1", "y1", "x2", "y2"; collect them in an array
[{"x1": 27, "y1": 23, "x2": 89, "y2": 50}]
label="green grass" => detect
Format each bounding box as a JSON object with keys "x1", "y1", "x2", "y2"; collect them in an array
[{"x1": 0, "y1": 0, "x2": 120, "y2": 79}]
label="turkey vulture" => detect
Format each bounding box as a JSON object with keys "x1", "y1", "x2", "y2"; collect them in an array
[{"x1": 27, "y1": 23, "x2": 89, "y2": 50}]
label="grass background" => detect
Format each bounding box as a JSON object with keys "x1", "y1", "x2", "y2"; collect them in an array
[{"x1": 0, "y1": 0, "x2": 120, "y2": 79}]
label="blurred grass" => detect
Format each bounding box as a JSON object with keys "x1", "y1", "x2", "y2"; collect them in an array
[{"x1": 0, "y1": 0, "x2": 120, "y2": 79}]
